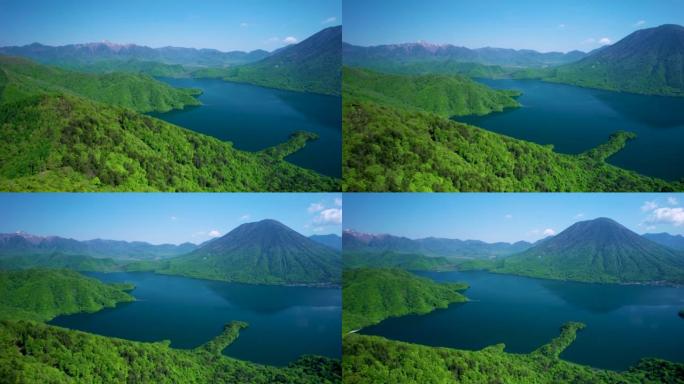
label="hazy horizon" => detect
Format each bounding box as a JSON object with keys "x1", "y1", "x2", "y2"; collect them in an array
[
  {"x1": 0, "y1": 0, "x2": 341, "y2": 52},
  {"x1": 343, "y1": 0, "x2": 684, "y2": 53}
]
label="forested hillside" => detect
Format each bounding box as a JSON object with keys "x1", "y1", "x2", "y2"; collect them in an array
[
  {"x1": 342, "y1": 268, "x2": 467, "y2": 333},
  {"x1": 343, "y1": 98, "x2": 683, "y2": 192},
  {"x1": 0, "y1": 320, "x2": 341, "y2": 383},
  {"x1": 0, "y1": 56, "x2": 200, "y2": 113},
  {"x1": 0, "y1": 269, "x2": 133, "y2": 321},
  {"x1": 198, "y1": 26, "x2": 342, "y2": 95},
  {"x1": 344, "y1": 67, "x2": 520, "y2": 117}
]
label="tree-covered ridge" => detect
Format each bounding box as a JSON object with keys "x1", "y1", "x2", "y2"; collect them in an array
[
  {"x1": 343, "y1": 323, "x2": 684, "y2": 384},
  {"x1": 0, "y1": 269, "x2": 133, "y2": 322},
  {"x1": 343, "y1": 251, "x2": 454, "y2": 271},
  {"x1": 0, "y1": 320, "x2": 341, "y2": 384},
  {"x1": 197, "y1": 26, "x2": 341, "y2": 96},
  {"x1": 343, "y1": 67, "x2": 520, "y2": 117},
  {"x1": 0, "y1": 55, "x2": 200, "y2": 113},
  {"x1": 0, "y1": 94, "x2": 338, "y2": 191},
  {"x1": 342, "y1": 268, "x2": 467, "y2": 333},
  {"x1": 342, "y1": 98, "x2": 683, "y2": 191}
]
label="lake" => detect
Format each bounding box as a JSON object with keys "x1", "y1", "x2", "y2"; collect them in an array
[
  {"x1": 455, "y1": 79, "x2": 684, "y2": 181},
  {"x1": 149, "y1": 78, "x2": 341, "y2": 178},
  {"x1": 49, "y1": 272, "x2": 341, "y2": 366},
  {"x1": 360, "y1": 270, "x2": 684, "y2": 371}
]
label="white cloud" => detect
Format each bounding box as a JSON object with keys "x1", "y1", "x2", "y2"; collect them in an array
[
  {"x1": 283, "y1": 36, "x2": 298, "y2": 44},
  {"x1": 598, "y1": 37, "x2": 612, "y2": 45},
  {"x1": 641, "y1": 201, "x2": 658, "y2": 212},
  {"x1": 208, "y1": 230, "x2": 222, "y2": 238},
  {"x1": 239, "y1": 214, "x2": 251, "y2": 221},
  {"x1": 574, "y1": 213, "x2": 585, "y2": 219},
  {"x1": 634, "y1": 20, "x2": 646, "y2": 27},
  {"x1": 543, "y1": 228, "x2": 557, "y2": 236},
  {"x1": 314, "y1": 208, "x2": 342, "y2": 225},
  {"x1": 334, "y1": 197, "x2": 342, "y2": 207},
  {"x1": 308, "y1": 202, "x2": 325, "y2": 213},
  {"x1": 667, "y1": 196, "x2": 679, "y2": 206},
  {"x1": 558, "y1": 23, "x2": 566, "y2": 29},
  {"x1": 240, "y1": 22, "x2": 249, "y2": 28},
  {"x1": 170, "y1": 216, "x2": 177, "y2": 221},
  {"x1": 647, "y1": 207, "x2": 684, "y2": 227},
  {"x1": 504, "y1": 214, "x2": 513, "y2": 219},
  {"x1": 645, "y1": 225, "x2": 656, "y2": 231},
  {"x1": 322, "y1": 16, "x2": 337, "y2": 24}
]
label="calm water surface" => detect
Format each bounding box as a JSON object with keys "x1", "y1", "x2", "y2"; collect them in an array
[
  {"x1": 361, "y1": 270, "x2": 684, "y2": 371},
  {"x1": 49, "y1": 272, "x2": 341, "y2": 366},
  {"x1": 455, "y1": 79, "x2": 684, "y2": 181},
  {"x1": 150, "y1": 78, "x2": 341, "y2": 178}
]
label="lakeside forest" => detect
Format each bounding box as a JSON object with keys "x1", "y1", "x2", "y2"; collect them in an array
[
  {"x1": 0, "y1": 220, "x2": 343, "y2": 383},
  {"x1": 343, "y1": 24, "x2": 684, "y2": 192},
  {"x1": 0, "y1": 26, "x2": 341, "y2": 192},
  {"x1": 341, "y1": 215, "x2": 684, "y2": 383}
]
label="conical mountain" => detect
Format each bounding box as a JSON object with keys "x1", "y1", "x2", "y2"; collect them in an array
[
  {"x1": 161, "y1": 219, "x2": 341, "y2": 285},
  {"x1": 221, "y1": 26, "x2": 341, "y2": 95},
  {"x1": 549, "y1": 24, "x2": 684, "y2": 96},
  {"x1": 497, "y1": 217, "x2": 684, "y2": 283}
]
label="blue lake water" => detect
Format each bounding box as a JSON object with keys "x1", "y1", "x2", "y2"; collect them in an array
[
  {"x1": 360, "y1": 270, "x2": 684, "y2": 371},
  {"x1": 49, "y1": 272, "x2": 341, "y2": 366},
  {"x1": 455, "y1": 79, "x2": 684, "y2": 181},
  {"x1": 150, "y1": 78, "x2": 341, "y2": 178}
]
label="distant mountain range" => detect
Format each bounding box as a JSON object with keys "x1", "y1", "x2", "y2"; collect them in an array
[
  {"x1": 0, "y1": 232, "x2": 197, "y2": 261},
  {"x1": 343, "y1": 229, "x2": 532, "y2": 259},
  {"x1": 495, "y1": 217, "x2": 684, "y2": 283},
  {"x1": 343, "y1": 41, "x2": 587, "y2": 69},
  {"x1": 642, "y1": 232, "x2": 684, "y2": 251},
  {"x1": 0, "y1": 41, "x2": 269, "y2": 67},
  {"x1": 309, "y1": 234, "x2": 342, "y2": 251},
  {"x1": 158, "y1": 219, "x2": 341, "y2": 285}
]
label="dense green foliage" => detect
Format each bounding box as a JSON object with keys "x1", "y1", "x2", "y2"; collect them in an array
[
  {"x1": 198, "y1": 26, "x2": 341, "y2": 95},
  {"x1": 0, "y1": 320, "x2": 341, "y2": 383},
  {"x1": 0, "y1": 56, "x2": 200, "y2": 113},
  {"x1": 0, "y1": 269, "x2": 133, "y2": 321},
  {"x1": 343, "y1": 67, "x2": 520, "y2": 117},
  {"x1": 342, "y1": 96, "x2": 683, "y2": 191},
  {"x1": 342, "y1": 323, "x2": 684, "y2": 383},
  {"x1": 0, "y1": 253, "x2": 122, "y2": 272},
  {"x1": 0, "y1": 93, "x2": 338, "y2": 191},
  {"x1": 345, "y1": 60, "x2": 511, "y2": 78},
  {"x1": 493, "y1": 218, "x2": 684, "y2": 284},
  {"x1": 342, "y1": 268, "x2": 467, "y2": 333},
  {"x1": 545, "y1": 24, "x2": 684, "y2": 97},
  {"x1": 158, "y1": 220, "x2": 341, "y2": 285},
  {"x1": 62, "y1": 59, "x2": 189, "y2": 77},
  {"x1": 343, "y1": 251, "x2": 453, "y2": 271}
]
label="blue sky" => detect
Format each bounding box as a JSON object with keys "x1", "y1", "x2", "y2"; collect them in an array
[
  {"x1": 0, "y1": 0, "x2": 341, "y2": 51},
  {"x1": 343, "y1": 0, "x2": 684, "y2": 52},
  {"x1": 344, "y1": 193, "x2": 684, "y2": 242},
  {"x1": 0, "y1": 193, "x2": 342, "y2": 245}
]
